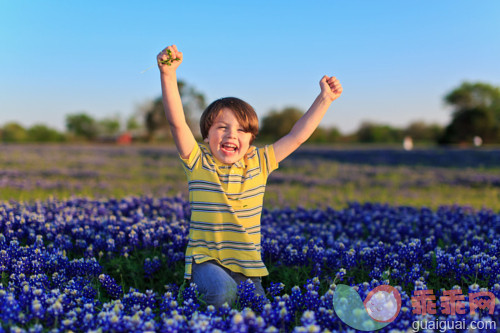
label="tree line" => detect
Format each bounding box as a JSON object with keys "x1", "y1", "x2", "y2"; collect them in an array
[{"x1": 1, "y1": 81, "x2": 499, "y2": 145}]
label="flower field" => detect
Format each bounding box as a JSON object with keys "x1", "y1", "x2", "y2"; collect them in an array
[{"x1": 0, "y1": 144, "x2": 499, "y2": 332}]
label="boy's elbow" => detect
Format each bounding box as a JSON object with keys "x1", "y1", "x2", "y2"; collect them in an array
[
  {"x1": 168, "y1": 122, "x2": 190, "y2": 138},
  {"x1": 297, "y1": 134, "x2": 310, "y2": 146},
  {"x1": 168, "y1": 121, "x2": 181, "y2": 131},
  {"x1": 166, "y1": 118, "x2": 187, "y2": 131}
]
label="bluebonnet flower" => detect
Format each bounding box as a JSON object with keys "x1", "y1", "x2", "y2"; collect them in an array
[
  {"x1": 234, "y1": 279, "x2": 268, "y2": 313},
  {"x1": 180, "y1": 283, "x2": 200, "y2": 319},
  {"x1": 217, "y1": 301, "x2": 232, "y2": 318},
  {"x1": 2, "y1": 193, "x2": 500, "y2": 331},
  {"x1": 187, "y1": 311, "x2": 213, "y2": 332},
  {"x1": 293, "y1": 310, "x2": 320, "y2": 333},
  {"x1": 159, "y1": 309, "x2": 189, "y2": 332},
  {"x1": 122, "y1": 288, "x2": 158, "y2": 316},
  {"x1": 98, "y1": 274, "x2": 122, "y2": 299},
  {"x1": 0, "y1": 291, "x2": 21, "y2": 325},
  {"x1": 335, "y1": 268, "x2": 346, "y2": 282},
  {"x1": 27, "y1": 324, "x2": 43, "y2": 333},
  {"x1": 287, "y1": 285, "x2": 304, "y2": 314},
  {"x1": 30, "y1": 298, "x2": 45, "y2": 320},
  {"x1": 144, "y1": 256, "x2": 161, "y2": 279},
  {"x1": 266, "y1": 281, "x2": 285, "y2": 298},
  {"x1": 303, "y1": 287, "x2": 320, "y2": 312}
]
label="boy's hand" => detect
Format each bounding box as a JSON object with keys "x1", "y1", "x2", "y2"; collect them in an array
[
  {"x1": 157, "y1": 45, "x2": 183, "y2": 74},
  {"x1": 320, "y1": 76, "x2": 343, "y2": 102}
]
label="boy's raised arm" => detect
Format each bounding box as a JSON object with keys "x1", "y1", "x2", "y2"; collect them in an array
[
  {"x1": 273, "y1": 75, "x2": 343, "y2": 163},
  {"x1": 158, "y1": 45, "x2": 196, "y2": 159}
]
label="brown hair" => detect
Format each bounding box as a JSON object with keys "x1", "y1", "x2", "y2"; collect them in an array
[{"x1": 200, "y1": 97, "x2": 259, "y2": 143}]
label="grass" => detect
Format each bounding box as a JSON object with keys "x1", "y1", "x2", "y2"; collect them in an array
[
  {"x1": 264, "y1": 183, "x2": 500, "y2": 211},
  {"x1": 1, "y1": 143, "x2": 499, "y2": 207}
]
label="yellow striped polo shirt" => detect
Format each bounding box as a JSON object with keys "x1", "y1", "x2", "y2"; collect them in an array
[{"x1": 179, "y1": 143, "x2": 279, "y2": 279}]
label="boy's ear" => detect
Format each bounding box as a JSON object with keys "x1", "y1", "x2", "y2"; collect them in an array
[{"x1": 203, "y1": 137, "x2": 209, "y2": 143}]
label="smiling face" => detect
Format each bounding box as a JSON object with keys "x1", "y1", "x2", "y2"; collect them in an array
[{"x1": 204, "y1": 108, "x2": 253, "y2": 165}]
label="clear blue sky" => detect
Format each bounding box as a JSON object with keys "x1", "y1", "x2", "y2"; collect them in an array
[{"x1": 1, "y1": 1, "x2": 499, "y2": 133}]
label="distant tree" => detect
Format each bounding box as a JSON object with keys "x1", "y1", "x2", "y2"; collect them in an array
[
  {"x1": 126, "y1": 115, "x2": 141, "y2": 131},
  {"x1": 404, "y1": 121, "x2": 443, "y2": 143},
  {"x1": 259, "y1": 107, "x2": 304, "y2": 141},
  {"x1": 178, "y1": 80, "x2": 206, "y2": 128},
  {"x1": 98, "y1": 116, "x2": 121, "y2": 137},
  {"x1": 355, "y1": 122, "x2": 403, "y2": 143},
  {"x1": 259, "y1": 107, "x2": 339, "y2": 143},
  {"x1": 309, "y1": 126, "x2": 328, "y2": 143},
  {"x1": 440, "y1": 107, "x2": 499, "y2": 144},
  {"x1": 1, "y1": 122, "x2": 28, "y2": 142},
  {"x1": 441, "y1": 81, "x2": 500, "y2": 144},
  {"x1": 445, "y1": 82, "x2": 500, "y2": 120},
  {"x1": 66, "y1": 113, "x2": 99, "y2": 141},
  {"x1": 143, "y1": 80, "x2": 206, "y2": 141},
  {"x1": 326, "y1": 127, "x2": 342, "y2": 142},
  {"x1": 27, "y1": 124, "x2": 66, "y2": 142},
  {"x1": 144, "y1": 97, "x2": 168, "y2": 141},
  {"x1": 308, "y1": 126, "x2": 342, "y2": 143}
]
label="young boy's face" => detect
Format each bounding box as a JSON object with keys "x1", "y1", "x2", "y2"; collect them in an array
[{"x1": 204, "y1": 108, "x2": 253, "y2": 165}]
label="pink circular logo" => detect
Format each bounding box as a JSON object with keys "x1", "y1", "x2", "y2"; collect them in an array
[{"x1": 363, "y1": 285, "x2": 402, "y2": 323}]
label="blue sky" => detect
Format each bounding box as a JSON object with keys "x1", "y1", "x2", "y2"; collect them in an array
[{"x1": 1, "y1": 1, "x2": 499, "y2": 133}]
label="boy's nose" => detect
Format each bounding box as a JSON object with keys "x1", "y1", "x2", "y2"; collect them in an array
[{"x1": 226, "y1": 128, "x2": 237, "y2": 138}]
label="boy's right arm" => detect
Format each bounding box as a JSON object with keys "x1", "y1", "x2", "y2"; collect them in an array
[{"x1": 158, "y1": 45, "x2": 196, "y2": 159}]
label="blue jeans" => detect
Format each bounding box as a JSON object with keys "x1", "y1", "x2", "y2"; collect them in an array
[{"x1": 191, "y1": 260, "x2": 266, "y2": 309}]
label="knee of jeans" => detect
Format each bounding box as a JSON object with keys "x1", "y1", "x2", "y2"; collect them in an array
[{"x1": 203, "y1": 281, "x2": 238, "y2": 309}]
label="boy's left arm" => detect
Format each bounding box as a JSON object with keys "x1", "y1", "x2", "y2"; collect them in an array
[{"x1": 273, "y1": 75, "x2": 343, "y2": 163}]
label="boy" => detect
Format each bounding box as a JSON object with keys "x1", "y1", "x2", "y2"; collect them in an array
[{"x1": 158, "y1": 44, "x2": 342, "y2": 309}]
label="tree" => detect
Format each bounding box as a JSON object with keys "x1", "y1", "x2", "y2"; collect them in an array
[
  {"x1": 441, "y1": 82, "x2": 500, "y2": 144},
  {"x1": 143, "y1": 80, "x2": 206, "y2": 141},
  {"x1": 126, "y1": 115, "x2": 141, "y2": 131},
  {"x1": 308, "y1": 126, "x2": 342, "y2": 143},
  {"x1": 355, "y1": 122, "x2": 403, "y2": 143},
  {"x1": 403, "y1": 121, "x2": 443, "y2": 143},
  {"x1": 440, "y1": 107, "x2": 498, "y2": 144},
  {"x1": 66, "y1": 113, "x2": 99, "y2": 140},
  {"x1": 178, "y1": 80, "x2": 206, "y2": 128},
  {"x1": 309, "y1": 126, "x2": 328, "y2": 143},
  {"x1": 27, "y1": 124, "x2": 66, "y2": 142},
  {"x1": 258, "y1": 106, "x2": 337, "y2": 143},
  {"x1": 326, "y1": 127, "x2": 342, "y2": 142},
  {"x1": 445, "y1": 82, "x2": 500, "y2": 120},
  {"x1": 1, "y1": 122, "x2": 27, "y2": 142},
  {"x1": 98, "y1": 116, "x2": 121, "y2": 137},
  {"x1": 144, "y1": 97, "x2": 169, "y2": 140},
  {"x1": 259, "y1": 107, "x2": 304, "y2": 141}
]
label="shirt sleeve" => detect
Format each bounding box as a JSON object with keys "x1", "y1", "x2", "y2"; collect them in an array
[
  {"x1": 179, "y1": 143, "x2": 201, "y2": 173},
  {"x1": 262, "y1": 144, "x2": 279, "y2": 176}
]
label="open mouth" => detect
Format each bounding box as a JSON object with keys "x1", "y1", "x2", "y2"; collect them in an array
[{"x1": 221, "y1": 143, "x2": 238, "y2": 154}]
